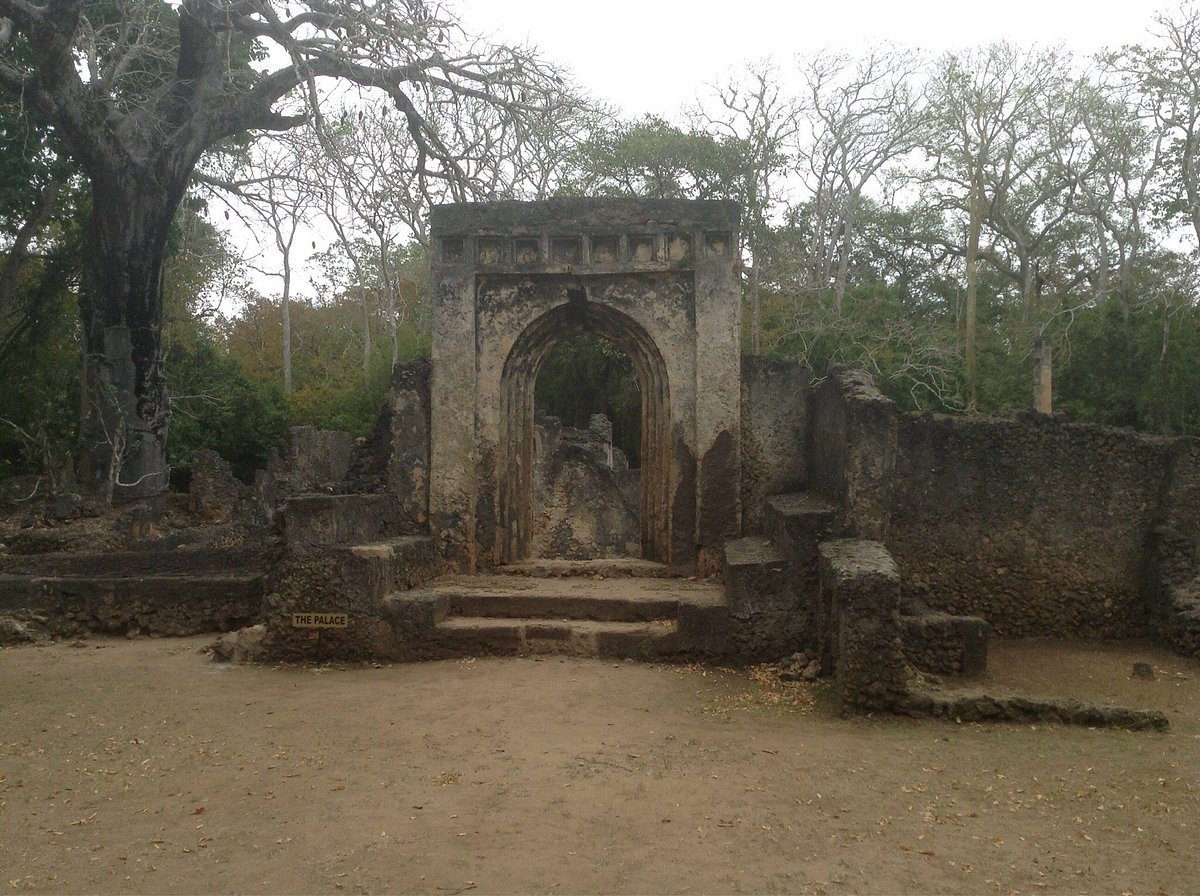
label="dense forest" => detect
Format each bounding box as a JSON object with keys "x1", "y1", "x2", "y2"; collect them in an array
[{"x1": 3, "y1": 0, "x2": 1200, "y2": 493}]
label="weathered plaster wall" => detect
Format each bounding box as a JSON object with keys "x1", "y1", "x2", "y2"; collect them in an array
[
  {"x1": 740, "y1": 356, "x2": 810, "y2": 530},
  {"x1": 429, "y1": 198, "x2": 742, "y2": 573},
  {"x1": 473, "y1": 272, "x2": 696, "y2": 567}
]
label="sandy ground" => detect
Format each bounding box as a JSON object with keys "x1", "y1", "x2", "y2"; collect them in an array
[{"x1": 1, "y1": 637, "x2": 1198, "y2": 896}]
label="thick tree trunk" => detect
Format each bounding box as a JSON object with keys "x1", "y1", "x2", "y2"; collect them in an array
[
  {"x1": 749, "y1": 254, "x2": 761, "y2": 354},
  {"x1": 833, "y1": 195, "x2": 856, "y2": 315},
  {"x1": 76, "y1": 177, "x2": 178, "y2": 502},
  {"x1": 359, "y1": 280, "x2": 371, "y2": 384}
]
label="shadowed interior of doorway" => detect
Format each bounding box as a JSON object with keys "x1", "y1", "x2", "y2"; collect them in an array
[
  {"x1": 499, "y1": 294, "x2": 671, "y2": 565},
  {"x1": 531, "y1": 333, "x2": 642, "y2": 559}
]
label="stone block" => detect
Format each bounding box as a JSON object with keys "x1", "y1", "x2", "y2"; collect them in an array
[
  {"x1": 188, "y1": 449, "x2": 247, "y2": 524},
  {"x1": 280, "y1": 494, "x2": 400, "y2": 552},
  {"x1": 900, "y1": 612, "x2": 991, "y2": 676},
  {"x1": 818, "y1": 538, "x2": 911, "y2": 713}
]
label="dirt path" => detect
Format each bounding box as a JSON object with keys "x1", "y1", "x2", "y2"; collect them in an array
[{"x1": 2, "y1": 637, "x2": 1197, "y2": 895}]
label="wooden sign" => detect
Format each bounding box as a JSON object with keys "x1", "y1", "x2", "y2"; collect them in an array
[{"x1": 291, "y1": 612, "x2": 348, "y2": 629}]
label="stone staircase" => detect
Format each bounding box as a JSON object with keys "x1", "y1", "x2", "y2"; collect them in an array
[
  {"x1": 389, "y1": 562, "x2": 724, "y2": 660},
  {"x1": 718, "y1": 491, "x2": 840, "y2": 660},
  {"x1": 375, "y1": 489, "x2": 841, "y2": 663},
  {"x1": 254, "y1": 487, "x2": 986, "y2": 671}
]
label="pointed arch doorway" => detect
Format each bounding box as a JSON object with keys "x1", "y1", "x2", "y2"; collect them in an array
[{"x1": 500, "y1": 290, "x2": 671, "y2": 564}]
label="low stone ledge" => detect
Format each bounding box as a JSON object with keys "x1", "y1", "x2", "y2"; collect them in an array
[
  {"x1": 900, "y1": 612, "x2": 990, "y2": 676},
  {"x1": 897, "y1": 690, "x2": 1169, "y2": 732},
  {"x1": 0, "y1": 573, "x2": 263, "y2": 637}
]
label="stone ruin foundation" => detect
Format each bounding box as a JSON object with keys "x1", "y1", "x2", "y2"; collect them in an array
[
  {"x1": 3, "y1": 198, "x2": 1197, "y2": 731},
  {"x1": 531, "y1": 412, "x2": 640, "y2": 560}
]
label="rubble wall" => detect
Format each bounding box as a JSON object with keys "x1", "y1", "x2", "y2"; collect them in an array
[
  {"x1": 531, "y1": 414, "x2": 640, "y2": 560},
  {"x1": 810, "y1": 366, "x2": 1200, "y2": 639}
]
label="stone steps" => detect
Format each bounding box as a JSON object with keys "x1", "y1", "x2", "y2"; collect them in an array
[
  {"x1": 763, "y1": 491, "x2": 838, "y2": 560},
  {"x1": 722, "y1": 535, "x2": 787, "y2": 594},
  {"x1": 494, "y1": 558, "x2": 677, "y2": 578},
  {"x1": 408, "y1": 574, "x2": 723, "y2": 623},
  {"x1": 387, "y1": 573, "x2": 726, "y2": 659},
  {"x1": 432, "y1": 616, "x2": 679, "y2": 658},
  {"x1": 720, "y1": 535, "x2": 801, "y2": 657}
]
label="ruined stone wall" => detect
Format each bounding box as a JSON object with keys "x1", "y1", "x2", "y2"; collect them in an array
[
  {"x1": 808, "y1": 366, "x2": 1200, "y2": 639},
  {"x1": 808, "y1": 368, "x2": 895, "y2": 541},
  {"x1": 531, "y1": 413, "x2": 640, "y2": 559},
  {"x1": 341, "y1": 359, "x2": 431, "y2": 534},
  {"x1": 889, "y1": 414, "x2": 1182, "y2": 638},
  {"x1": 282, "y1": 426, "x2": 354, "y2": 492},
  {"x1": 740, "y1": 356, "x2": 809, "y2": 531}
]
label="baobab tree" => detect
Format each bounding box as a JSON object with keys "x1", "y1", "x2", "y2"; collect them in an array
[{"x1": 0, "y1": 0, "x2": 566, "y2": 501}]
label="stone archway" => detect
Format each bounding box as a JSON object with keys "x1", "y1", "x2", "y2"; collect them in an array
[
  {"x1": 428, "y1": 198, "x2": 743, "y2": 574},
  {"x1": 500, "y1": 291, "x2": 671, "y2": 564}
]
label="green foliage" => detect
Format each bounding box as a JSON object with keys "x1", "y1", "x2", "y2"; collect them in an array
[
  {"x1": 534, "y1": 336, "x2": 642, "y2": 465},
  {"x1": 166, "y1": 334, "x2": 290, "y2": 484},
  {"x1": 565, "y1": 116, "x2": 742, "y2": 200},
  {"x1": 771, "y1": 281, "x2": 964, "y2": 412},
  {"x1": 223, "y1": 291, "x2": 429, "y2": 438},
  {"x1": 0, "y1": 276, "x2": 80, "y2": 484},
  {"x1": 1056, "y1": 302, "x2": 1200, "y2": 436}
]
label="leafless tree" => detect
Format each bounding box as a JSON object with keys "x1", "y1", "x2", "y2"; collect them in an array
[
  {"x1": 694, "y1": 60, "x2": 800, "y2": 352},
  {"x1": 1109, "y1": 3, "x2": 1200, "y2": 249},
  {"x1": 793, "y1": 47, "x2": 927, "y2": 314},
  {"x1": 201, "y1": 131, "x2": 319, "y2": 394},
  {"x1": 923, "y1": 43, "x2": 1064, "y2": 411}
]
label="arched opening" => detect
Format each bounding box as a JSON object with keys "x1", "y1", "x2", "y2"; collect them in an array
[
  {"x1": 532, "y1": 334, "x2": 642, "y2": 559},
  {"x1": 499, "y1": 291, "x2": 671, "y2": 565}
]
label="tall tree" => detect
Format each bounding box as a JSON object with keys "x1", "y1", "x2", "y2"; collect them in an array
[
  {"x1": 1108, "y1": 3, "x2": 1200, "y2": 247},
  {"x1": 0, "y1": 0, "x2": 565, "y2": 500},
  {"x1": 694, "y1": 60, "x2": 800, "y2": 352},
  {"x1": 204, "y1": 131, "x2": 318, "y2": 395},
  {"x1": 794, "y1": 48, "x2": 926, "y2": 314},
  {"x1": 923, "y1": 44, "x2": 1065, "y2": 410}
]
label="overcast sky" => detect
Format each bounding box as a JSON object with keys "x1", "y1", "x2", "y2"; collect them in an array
[
  {"x1": 223, "y1": 0, "x2": 1180, "y2": 304},
  {"x1": 464, "y1": 0, "x2": 1172, "y2": 118}
]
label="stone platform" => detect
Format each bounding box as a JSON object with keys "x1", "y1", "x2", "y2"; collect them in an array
[{"x1": 393, "y1": 569, "x2": 726, "y2": 659}]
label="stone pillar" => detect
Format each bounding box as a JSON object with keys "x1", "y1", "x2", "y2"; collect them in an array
[
  {"x1": 429, "y1": 263, "x2": 478, "y2": 571},
  {"x1": 694, "y1": 227, "x2": 743, "y2": 575},
  {"x1": 818, "y1": 538, "x2": 911, "y2": 713}
]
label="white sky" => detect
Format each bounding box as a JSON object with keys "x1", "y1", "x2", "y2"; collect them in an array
[{"x1": 462, "y1": 0, "x2": 1172, "y2": 119}]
